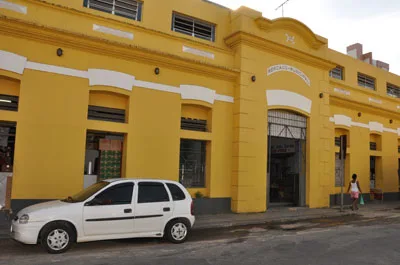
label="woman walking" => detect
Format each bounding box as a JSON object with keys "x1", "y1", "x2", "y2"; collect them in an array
[{"x1": 347, "y1": 173, "x2": 363, "y2": 211}]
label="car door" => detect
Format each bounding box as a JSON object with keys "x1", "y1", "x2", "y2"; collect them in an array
[
  {"x1": 134, "y1": 181, "x2": 174, "y2": 234},
  {"x1": 83, "y1": 182, "x2": 135, "y2": 236}
]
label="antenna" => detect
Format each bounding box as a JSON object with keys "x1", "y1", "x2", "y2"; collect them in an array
[{"x1": 275, "y1": 0, "x2": 290, "y2": 17}]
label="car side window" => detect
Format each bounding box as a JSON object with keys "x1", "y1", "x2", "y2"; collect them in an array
[
  {"x1": 138, "y1": 182, "x2": 170, "y2": 203},
  {"x1": 95, "y1": 183, "x2": 134, "y2": 205},
  {"x1": 166, "y1": 183, "x2": 186, "y2": 201}
]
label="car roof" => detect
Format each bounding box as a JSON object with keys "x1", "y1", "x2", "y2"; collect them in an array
[{"x1": 103, "y1": 178, "x2": 180, "y2": 184}]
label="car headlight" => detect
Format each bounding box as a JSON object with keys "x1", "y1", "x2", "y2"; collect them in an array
[{"x1": 18, "y1": 214, "x2": 29, "y2": 224}]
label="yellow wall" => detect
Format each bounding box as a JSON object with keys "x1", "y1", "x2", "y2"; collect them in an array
[{"x1": 1, "y1": 0, "x2": 400, "y2": 213}]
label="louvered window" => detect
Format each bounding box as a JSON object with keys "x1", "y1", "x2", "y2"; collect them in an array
[
  {"x1": 85, "y1": 0, "x2": 142, "y2": 21},
  {"x1": 172, "y1": 13, "x2": 215, "y2": 42},
  {"x1": 370, "y1": 142, "x2": 377, "y2": 151},
  {"x1": 329, "y1": 66, "x2": 344, "y2": 80},
  {"x1": 387, "y1": 83, "x2": 400, "y2": 98},
  {"x1": 334, "y1": 137, "x2": 340, "y2": 147},
  {"x1": 358, "y1": 73, "x2": 375, "y2": 90},
  {"x1": 0, "y1": 94, "x2": 18, "y2": 112},
  {"x1": 181, "y1": 117, "x2": 207, "y2": 132},
  {"x1": 88, "y1": 105, "x2": 126, "y2": 123}
]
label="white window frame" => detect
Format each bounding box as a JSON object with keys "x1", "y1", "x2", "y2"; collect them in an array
[
  {"x1": 172, "y1": 13, "x2": 216, "y2": 42},
  {"x1": 85, "y1": 0, "x2": 143, "y2": 21},
  {"x1": 358, "y1": 73, "x2": 376, "y2": 90},
  {"x1": 387, "y1": 83, "x2": 400, "y2": 98}
]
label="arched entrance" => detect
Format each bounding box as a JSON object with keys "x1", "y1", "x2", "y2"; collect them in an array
[{"x1": 267, "y1": 109, "x2": 307, "y2": 208}]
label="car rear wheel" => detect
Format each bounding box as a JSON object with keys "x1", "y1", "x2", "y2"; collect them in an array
[
  {"x1": 40, "y1": 222, "x2": 74, "y2": 254},
  {"x1": 165, "y1": 219, "x2": 190, "y2": 243}
]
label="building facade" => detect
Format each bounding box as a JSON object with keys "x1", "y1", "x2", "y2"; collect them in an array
[{"x1": 0, "y1": 0, "x2": 399, "y2": 214}]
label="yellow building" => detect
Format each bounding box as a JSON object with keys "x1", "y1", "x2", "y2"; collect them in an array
[{"x1": 0, "y1": 0, "x2": 399, "y2": 214}]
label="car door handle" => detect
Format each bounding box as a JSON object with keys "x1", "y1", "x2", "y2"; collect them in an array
[
  {"x1": 163, "y1": 207, "x2": 170, "y2": 212},
  {"x1": 124, "y1": 209, "x2": 132, "y2": 213}
]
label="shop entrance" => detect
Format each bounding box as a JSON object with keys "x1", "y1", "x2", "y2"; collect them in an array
[
  {"x1": 0, "y1": 121, "x2": 16, "y2": 210},
  {"x1": 267, "y1": 110, "x2": 307, "y2": 208},
  {"x1": 84, "y1": 131, "x2": 124, "y2": 188}
]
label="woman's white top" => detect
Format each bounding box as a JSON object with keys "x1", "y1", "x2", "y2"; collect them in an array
[{"x1": 351, "y1": 181, "x2": 359, "y2": 192}]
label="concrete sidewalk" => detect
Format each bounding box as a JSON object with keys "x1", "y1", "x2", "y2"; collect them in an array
[{"x1": 1, "y1": 201, "x2": 399, "y2": 239}]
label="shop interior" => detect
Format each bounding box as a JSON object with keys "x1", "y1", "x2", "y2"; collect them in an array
[
  {"x1": 0, "y1": 121, "x2": 16, "y2": 209},
  {"x1": 84, "y1": 131, "x2": 124, "y2": 188}
]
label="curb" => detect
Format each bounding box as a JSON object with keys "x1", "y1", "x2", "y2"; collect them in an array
[{"x1": 192, "y1": 211, "x2": 353, "y2": 230}]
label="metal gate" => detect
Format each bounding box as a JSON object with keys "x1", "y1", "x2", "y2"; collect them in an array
[{"x1": 267, "y1": 110, "x2": 307, "y2": 207}]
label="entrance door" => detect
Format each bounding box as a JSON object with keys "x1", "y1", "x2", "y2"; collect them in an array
[{"x1": 267, "y1": 110, "x2": 307, "y2": 208}]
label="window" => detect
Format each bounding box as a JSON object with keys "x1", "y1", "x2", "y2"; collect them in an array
[
  {"x1": 387, "y1": 83, "x2": 400, "y2": 98},
  {"x1": 329, "y1": 66, "x2": 344, "y2": 80},
  {"x1": 358, "y1": 73, "x2": 375, "y2": 90},
  {"x1": 334, "y1": 137, "x2": 340, "y2": 147},
  {"x1": 85, "y1": 0, "x2": 142, "y2": 21},
  {"x1": 181, "y1": 117, "x2": 207, "y2": 132},
  {"x1": 138, "y1": 182, "x2": 170, "y2": 203},
  {"x1": 167, "y1": 183, "x2": 186, "y2": 201},
  {"x1": 95, "y1": 183, "x2": 134, "y2": 205},
  {"x1": 172, "y1": 13, "x2": 215, "y2": 42},
  {"x1": 69, "y1": 181, "x2": 110, "y2": 202},
  {"x1": 179, "y1": 139, "x2": 206, "y2": 188},
  {"x1": 0, "y1": 121, "x2": 16, "y2": 173},
  {"x1": 0, "y1": 94, "x2": 18, "y2": 112},
  {"x1": 370, "y1": 142, "x2": 377, "y2": 151},
  {"x1": 88, "y1": 105, "x2": 126, "y2": 123}
]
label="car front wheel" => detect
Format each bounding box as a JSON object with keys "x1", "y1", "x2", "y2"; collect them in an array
[
  {"x1": 165, "y1": 219, "x2": 190, "y2": 243},
  {"x1": 40, "y1": 222, "x2": 74, "y2": 254}
]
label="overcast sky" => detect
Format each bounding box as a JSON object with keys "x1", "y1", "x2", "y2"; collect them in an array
[{"x1": 211, "y1": 0, "x2": 400, "y2": 75}]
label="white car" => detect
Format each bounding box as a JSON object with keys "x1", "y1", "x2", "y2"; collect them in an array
[{"x1": 11, "y1": 179, "x2": 195, "y2": 254}]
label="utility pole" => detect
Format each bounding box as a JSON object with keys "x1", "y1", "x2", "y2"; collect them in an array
[{"x1": 275, "y1": 0, "x2": 291, "y2": 17}]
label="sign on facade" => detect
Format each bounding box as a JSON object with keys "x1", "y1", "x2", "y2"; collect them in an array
[{"x1": 267, "y1": 64, "x2": 311, "y2": 86}]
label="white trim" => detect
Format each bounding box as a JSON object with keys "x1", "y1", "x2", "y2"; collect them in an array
[
  {"x1": 333, "y1": 114, "x2": 352, "y2": 127},
  {"x1": 266, "y1": 90, "x2": 312, "y2": 114},
  {"x1": 0, "y1": 50, "x2": 27, "y2": 74},
  {"x1": 93, "y1": 24, "x2": 134, "y2": 40},
  {"x1": 26, "y1": 62, "x2": 88, "y2": 78},
  {"x1": 0, "y1": 0, "x2": 27, "y2": 14},
  {"x1": 369, "y1": 97, "x2": 382, "y2": 104},
  {"x1": 383, "y1": 128, "x2": 398, "y2": 134},
  {"x1": 267, "y1": 65, "x2": 311, "y2": 87},
  {"x1": 180, "y1": 85, "x2": 216, "y2": 104},
  {"x1": 333, "y1": 88, "x2": 350, "y2": 96},
  {"x1": 215, "y1": 94, "x2": 234, "y2": 103},
  {"x1": 351, "y1": 121, "x2": 369, "y2": 129},
  {"x1": 369, "y1": 122, "x2": 383, "y2": 133},
  {"x1": 133, "y1": 80, "x2": 180, "y2": 94},
  {"x1": 88, "y1": 69, "x2": 135, "y2": 91},
  {"x1": 0, "y1": 49, "x2": 233, "y2": 103},
  {"x1": 182, "y1": 46, "x2": 215, "y2": 59},
  {"x1": 330, "y1": 116, "x2": 400, "y2": 135}
]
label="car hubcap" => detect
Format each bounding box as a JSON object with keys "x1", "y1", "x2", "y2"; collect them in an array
[
  {"x1": 171, "y1": 223, "x2": 187, "y2": 241},
  {"x1": 47, "y1": 229, "x2": 69, "y2": 251}
]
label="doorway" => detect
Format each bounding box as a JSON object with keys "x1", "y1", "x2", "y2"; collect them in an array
[{"x1": 267, "y1": 110, "x2": 307, "y2": 208}]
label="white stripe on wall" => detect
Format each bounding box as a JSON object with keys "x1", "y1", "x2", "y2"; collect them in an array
[
  {"x1": 0, "y1": 0, "x2": 27, "y2": 14},
  {"x1": 0, "y1": 49, "x2": 234, "y2": 105},
  {"x1": 330, "y1": 115, "x2": 400, "y2": 135}
]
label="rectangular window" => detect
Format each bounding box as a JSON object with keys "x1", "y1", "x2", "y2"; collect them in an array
[
  {"x1": 0, "y1": 94, "x2": 18, "y2": 112},
  {"x1": 85, "y1": 0, "x2": 143, "y2": 21},
  {"x1": 387, "y1": 83, "x2": 400, "y2": 98},
  {"x1": 0, "y1": 121, "x2": 16, "y2": 173},
  {"x1": 181, "y1": 117, "x2": 207, "y2": 132},
  {"x1": 88, "y1": 105, "x2": 126, "y2": 123},
  {"x1": 370, "y1": 142, "x2": 377, "y2": 151},
  {"x1": 329, "y1": 66, "x2": 344, "y2": 80},
  {"x1": 138, "y1": 182, "x2": 170, "y2": 203},
  {"x1": 172, "y1": 13, "x2": 215, "y2": 42},
  {"x1": 179, "y1": 139, "x2": 206, "y2": 188},
  {"x1": 95, "y1": 183, "x2": 134, "y2": 205},
  {"x1": 334, "y1": 137, "x2": 340, "y2": 147},
  {"x1": 166, "y1": 183, "x2": 186, "y2": 201},
  {"x1": 358, "y1": 73, "x2": 375, "y2": 90}
]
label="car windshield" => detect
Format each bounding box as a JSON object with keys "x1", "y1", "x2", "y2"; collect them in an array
[{"x1": 63, "y1": 181, "x2": 110, "y2": 203}]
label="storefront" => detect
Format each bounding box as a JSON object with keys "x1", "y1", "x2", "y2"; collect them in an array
[{"x1": 1, "y1": 0, "x2": 400, "y2": 214}]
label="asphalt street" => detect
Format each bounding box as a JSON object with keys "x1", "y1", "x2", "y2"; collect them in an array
[{"x1": 1, "y1": 214, "x2": 399, "y2": 265}]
